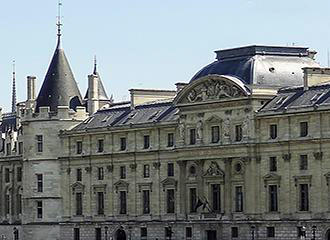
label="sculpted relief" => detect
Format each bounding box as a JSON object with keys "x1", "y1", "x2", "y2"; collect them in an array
[{"x1": 186, "y1": 79, "x2": 245, "y2": 103}]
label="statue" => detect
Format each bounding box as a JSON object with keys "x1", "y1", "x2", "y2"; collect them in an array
[
  {"x1": 223, "y1": 118, "x2": 230, "y2": 139},
  {"x1": 179, "y1": 118, "x2": 185, "y2": 141},
  {"x1": 197, "y1": 120, "x2": 203, "y2": 139}
]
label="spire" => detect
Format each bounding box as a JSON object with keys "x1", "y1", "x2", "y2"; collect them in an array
[
  {"x1": 11, "y1": 60, "x2": 17, "y2": 113},
  {"x1": 93, "y1": 55, "x2": 97, "y2": 75},
  {"x1": 56, "y1": 0, "x2": 62, "y2": 48}
]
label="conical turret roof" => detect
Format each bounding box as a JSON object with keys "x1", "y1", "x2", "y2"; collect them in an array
[{"x1": 35, "y1": 38, "x2": 83, "y2": 112}]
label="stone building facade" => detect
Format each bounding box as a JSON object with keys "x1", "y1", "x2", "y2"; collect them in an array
[{"x1": 0, "y1": 23, "x2": 330, "y2": 240}]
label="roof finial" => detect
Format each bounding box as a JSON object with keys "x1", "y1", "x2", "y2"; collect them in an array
[
  {"x1": 11, "y1": 60, "x2": 17, "y2": 113},
  {"x1": 56, "y1": 0, "x2": 63, "y2": 47},
  {"x1": 93, "y1": 55, "x2": 97, "y2": 74}
]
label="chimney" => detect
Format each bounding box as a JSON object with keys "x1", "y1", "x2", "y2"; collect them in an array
[
  {"x1": 307, "y1": 49, "x2": 317, "y2": 60},
  {"x1": 27, "y1": 76, "x2": 36, "y2": 101},
  {"x1": 175, "y1": 82, "x2": 188, "y2": 93},
  {"x1": 303, "y1": 67, "x2": 330, "y2": 90},
  {"x1": 87, "y1": 74, "x2": 99, "y2": 114}
]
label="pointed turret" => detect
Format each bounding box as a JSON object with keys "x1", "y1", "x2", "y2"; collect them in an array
[{"x1": 35, "y1": 9, "x2": 82, "y2": 112}]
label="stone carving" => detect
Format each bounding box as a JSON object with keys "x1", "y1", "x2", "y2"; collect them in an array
[
  {"x1": 187, "y1": 79, "x2": 245, "y2": 103},
  {"x1": 313, "y1": 152, "x2": 323, "y2": 160},
  {"x1": 204, "y1": 161, "x2": 224, "y2": 177},
  {"x1": 153, "y1": 162, "x2": 161, "y2": 170},
  {"x1": 178, "y1": 117, "x2": 185, "y2": 141},
  {"x1": 197, "y1": 120, "x2": 203, "y2": 139},
  {"x1": 223, "y1": 118, "x2": 230, "y2": 139},
  {"x1": 242, "y1": 116, "x2": 250, "y2": 137}
]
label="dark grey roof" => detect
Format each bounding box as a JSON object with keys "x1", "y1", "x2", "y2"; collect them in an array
[
  {"x1": 258, "y1": 83, "x2": 330, "y2": 114},
  {"x1": 191, "y1": 45, "x2": 320, "y2": 87},
  {"x1": 72, "y1": 101, "x2": 177, "y2": 131},
  {"x1": 35, "y1": 39, "x2": 83, "y2": 112},
  {"x1": 1, "y1": 113, "x2": 16, "y2": 133}
]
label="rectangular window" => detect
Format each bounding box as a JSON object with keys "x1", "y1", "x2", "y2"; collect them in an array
[
  {"x1": 211, "y1": 126, "x2": 220, "y2": 143},
  {"x1": 5, "y1": 168, "x2": 10, "y2": 183},
  {"x1": 300, "y1": 122, "x2": 308, "y2": 137},
  {"x1": 142, "y1": 190, "x2": 150, "y2": 214},
  {"x1": 95, "y1": 228, "x2": 102, "y2": 240},
  {"x1": 235, "y1": 125, "x2": 242, "y2": 142},
  {"x1": 189, "y1": 129, "x2": 196, "y2": 145},
  {"x1": 37, "y1": 201, "x2": 43, "y2": 218},
  {"x1": 6, "y1": 143, "x2": 11, "y2": 156},
  {"x1": 231, "y1": 227, "x2": 238, "y2": 238},
  {"x1": 166, "y1": 189, "x2": 175, "y2": 213},
  {"x1": 299, "y1": 184, "x2": 309, "y2": 211},
  {"x1": 76, "y1": 141, "x2": 82, "y2": 154},
  {"x1": 300, "y1": 155, "x2": 308, "y2": 170},
  {"x1": 74, "y1": 228, "x2": 80, "y2": 240},
  {"x1": 5, "y1": 194, "x2": 10, "y2": 214},
  {"x1": 143, "y1": 164, "x2": 150, "y2": 178},
  {"x1": 269, "y1": 157, "x2": 277, "y2": 172},
  {"x1": 167, "y1": 133, "x2": 174, "y2": 147},
  {"x1": 269, "y1": 124, "x2": 277, "y2": 139},
  {"x1": 167, "y1": 163, "x2": 174, "y2": 177},
  {"x1": 18, "y1": 194, "x2": 22, "y2": 214},
  {"x1": 267, "y1": 227, "x2": 275, "y2": 238},
  {"x1": 269, "y1": 185, "x2": 278, "y2": 212},
  {"x1": 212, "y1": 184, "x2": 221, "y2": 212},
  {"x1": 37, "y1": 174, "x2": 43, "y2": 192},
  {"x1": 97, "y1": 192, "x2": 104, "y2": 215},
  {"x1": 119, "y1": 191, "x2": 127, "y2": 214},
  {"x1": 76, "y1": 168, "x2": 82, "y2": 182},
  {"x1": 141, "y1": 227, "x2": 147, "y2": 240},
  {"x1": 120, "y1": 137, "x2": 126, "y2": 151},
  {"x1": 120, "y1": 166, "x2": 126, "y2": 179},
  {"x1": 76, "y1": 192, "x2": 83, "y2": 215},
  {"x1": 17, "y1": 167, "x2": 22, "y2": 182},
  {"x1": 235, "y1": 186, "x2": 243, "y2": 212},
  {"x1": 143, "y1": 135, "x2": 150, "y2": 149},
  {"x1": 186, "y1": 227, "x2": 192, "y2": 239},
  {"x1": 190, "y1": 188, "x2": 197, "y2": 213},
  {"x1": 18, "y1": 142, "x2": 23, "y2": 155},
  {"x1": 98, "y1": 167, "x2": 104, "y2": 180},
  {"x1": 36, "y1": 135, "x2": 43, "y2": 152},
  {"x1": 97, "y1": 139, "x2": 104, "y2": 152}
]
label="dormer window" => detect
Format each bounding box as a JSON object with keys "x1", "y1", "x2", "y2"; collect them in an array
[{"x1": 275, "y1": 96, "x2": 288, "y2": 105}]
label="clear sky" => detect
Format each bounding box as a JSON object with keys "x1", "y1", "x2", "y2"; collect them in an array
[{"x1": 1, "y1": 0, "x2": 330, "y2": 112}]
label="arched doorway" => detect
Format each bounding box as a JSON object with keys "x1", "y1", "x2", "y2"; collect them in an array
[
  {"x1": 326, "y1": 229, "x2": 330, "y2": 240},
  {"x1": 116, "y1": 229, "x2": 126, "y2": 240}
]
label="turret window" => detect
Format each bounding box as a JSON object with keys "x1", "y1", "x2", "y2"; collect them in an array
[
  {"x1": 37, "y1": 201, "x2": 43, "y2": 218},
  {"x1": 37, "y1": 174, "x2": 43, "y2": 192},
  {"x1": 36, "y1": 135, "x2": 43, "y2": 152}
]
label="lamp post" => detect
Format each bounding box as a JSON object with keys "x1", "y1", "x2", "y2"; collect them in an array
[
  {"x1": 312, "y1": 225, "x2": 317, "y2": 240},
  {"x1": 250, "y1": 226, "x2": 255, "y2": 240}
]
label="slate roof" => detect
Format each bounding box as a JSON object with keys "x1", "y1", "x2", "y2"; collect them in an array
[
  {"x1": 1, "y1": 113, "x2": 16, "y2": 133},
  {"x1": 191, "y1": 45, "x2": 319, "y2": 87},
  {"x1": 73, "y1": 101, "x2": 178, "y2": 131},
  {"x1": 35, "y1": 38, "x2": 83, "y2": 112},
  {"x1": 258, "y1": 83, "x2": 330, "y2": 114}
]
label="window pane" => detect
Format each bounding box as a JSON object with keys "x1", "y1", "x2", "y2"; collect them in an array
[
  {"x1": 190, "y1": 188, "x2": 197, "y2": 213},
  {"x1": 120, "y1": 191, "x2": 127, "y2": 214},
  {"x1": 269, "y1": 124, "x2": 277, "y2": 139},
  {"x1": 76, "y1": 193, "x2": 83, "y2": 215},
  {"x1": 97, "y1": 192, "x2": 104, "y2": 215},
  {"x1": 300, "y1": 155, "x2": 308, "y2": 170},
  {"x1": 143, "y1": 190, "x2": 150, "y2": 214},
  {"x1": 300, "y1": 122, "x2": 308, "y2": 137},
  {"x1": 211, "y1": 126, "x2": 220, "y2": 143},
  {"x1": 269, "y1": 185, "x2": 278, "y2": 212},
  {"x1": 235, "y1": 186, "x2": 243, "y2": 212},
  {"x1": 167, "y1": 133, "x2": 174, "y2": 147},
  {"x1": 190, "y1": 129, "x2": 196, "y2": 145},
  {"x1": 167, "y1": 163, "x2": 174, "y2": 177},
  {"x1": 212, "y1": 184, "x2": 221, "y2": 212},
  {"x1": 269, "y1": 157, "x2": 277, "y2": 172},
  {"x1": 235, "y1": 125, "x2": 242, "y2": 141},
  {"x1": 167, "y1": 189, "x2": 175, "y2": 213},
  {"x1": 143, "y1": 135, "x2": 150, "y2": 149}
]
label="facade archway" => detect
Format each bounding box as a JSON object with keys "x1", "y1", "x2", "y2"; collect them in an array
[{"x1": 115, "y1": 229, "x2": 126, "y2": 240}]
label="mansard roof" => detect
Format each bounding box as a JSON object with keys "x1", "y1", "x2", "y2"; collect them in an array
[{"x1": 35, "y1": 39, "x2": 83, "y2": 112}]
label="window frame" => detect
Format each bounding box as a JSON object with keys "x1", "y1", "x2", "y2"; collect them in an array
[
  {"x1": 98, "y1": 167, "x2": 104, "y2": 181},
  {"x1": 76, "y1": 192, "x2": 83, "y2": 216},
  {"x1": 300, "y1": 121, "x2": 308, "y2": 137},
  {"x1": 234, "y1": 186, "x2": 243, "y2": 212},
  {"x1": 143, "y1": 135, "x2": 150, "y2": 149},
  {"x1": 167, "y1": 133, "x2": 174, "y2": 147},
  {"x1": 235, "y1": 125, "x2": 242, "y2": 142},
  {"x1": 119, "y1": 190, "x2": 127, "y2": 214},
  {"x1": 211, "y1": 184, "x2": 221, "y2": 212},
  {"x1": 189, "y1": 128, "x2": 196, "y2": 145},
  {"x1": 269, "y1": 124, "x2": 277, "y2": 139},
  {"x1": 142, "y1": 189, "x2": 150, "y2": 214},
  {"x1": 268, "y1": 185, "x2": 278, "y2": 212},
  {"x1": 299, "y1": 155, "x2": 308, "y2": 170},
  {"x1": 120, "y1": 137, "x2": 126, "y2": 151},
  {"x1": 269, "y1": 157, "x2": 277, "y2": 172},
  {"x1": 97, "y1": 139, "x2": 104, "y2": 153},
  {"x1": 76, "y1": 141, "x2": 83, "y2": 154},
  {"x1": 36, "y1": 135, "x2": 43, "y2": 153},
  {"x1": 37, "y1": 174, "x2": 43, "y2": 193},
  {"x1": 211, "y1": 125, "x2": 220, "y2": 143},
  {"x1": 143, "y1": 164, "x2": 150, "y2": 178},
  {"x1": 167, "y1": 163, "x2": 174, "y2": 177},
  {"x1": 37, "y1": 200, "x2": 43, "y2": 219},
  {"x1": 97, "y1": 192, "x2": 104, "y2": 215},
  {"x1": 120, "y1": 166, "x2": 126, "y2": 179},
  {"x1": 166, "y1": 189, "x2": 175, "y2": 213}
]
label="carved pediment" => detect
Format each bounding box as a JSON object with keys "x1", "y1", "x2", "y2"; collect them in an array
[
  {"x1": 137, "y1": 182, "x2": 153, "y2": 192},
  {"x1": 161, "y1": 178, "x2": 178, "y2": 191},
  {"x1": 114, "y1": 180, "x2": 129, "y2": 193},
  {"x1": 71, "y1": 182, "x2": 85, "y2": 194},
  {"x1": 205, "y1": 115, "x2": 222, "y2": 123},
  {"x1": 92, "y1": 184, "x2": 107, "y2": 194},
  {"x1": 203, "y1": 161, "x2": 225, "y2": 178},
  {"x1": 263, "y1": 173, "x2": 281, "y2": 187}
]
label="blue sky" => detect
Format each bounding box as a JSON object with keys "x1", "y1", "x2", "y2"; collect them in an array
[{"x1": 1, "y1": 0, "x2": 330, "y2": 112}]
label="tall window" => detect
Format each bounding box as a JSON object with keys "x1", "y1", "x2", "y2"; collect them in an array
[
  {"x1": 165, "y1": 227, "x2": 173, "y2": 240},
  {"x1": 267, "y1": 227, "x2": 275, "y2": 238},
  {"x1": 76, "y1": 141, "x2": 82, "y2": 154},
  {"x1": 167, "y1": 163, "x2": 174, "y2": 177},
  {"x1": 189, "y1": 188, "x2": 197, "y2": 213},
  {"x1": 98, "y1": 167, "x2": 104, "y2": 180},
  {"x1": 120, "y1": 166, "x2": 126, "y2": 179},
  {"x1": 18, "y1": 193, "x2": 22, "y2": 214},
  {"x1": 5, "y1": 168, "x2": 10, "y2": 183},
  {"x1": 119, "y1": 191, "x2": 127, "y2": 214},
  {"x1": 189, "y1": 129, "x2": 196, "y2": 145},
  {"x1": 37, "y1": 201, "x2": 43, "y2": 218},
  {"x1": 166, "y1": 189, "x2": 175, "y2": 213},
  {"x1": 37, "y1": 174, "x2": 43, "y2": 192},
  {"x1": 142, "y1": 190, "x2": 150, "y2": 214},
  {"x1": 17, "y1": 167, "x2": 22, "y2": 182},
  {"x1": 97, "y1": 139, "x2": 104, "y2": 152},
  {"x1": 167, "y1": 133, "x2": 174, "y2": 147},
  {"x1": 235, "y1": 186, "x2": 243, "y2": 212},
  {"x1": 141, "y1": 227, "x2": 148, "y2": 240},
  {"x1": 5, "y1": 194, "x2": 10, "y2": 214},
  {"x1": 235, "y1": 125, "x2": 242, "y2": 142},
  {"x1": 269, "y1": 185, "x2": 278, "y2": 212},
  {"x1": 6, "y1": 143, "x2": 11, "y2": 156},
  {"x1": 299, "y1": 184, "x2": 309, "y2": 211},
  {"x1": 231, "y1": 227, "x2": 238, "y2": 238},
  {"x1": 211, "y1": 126, "x2": 220, "y2": 143},
  {"x1": 74, "y1": 228, "x2": 80, "y2": 240},
  {"x1": 97, "y1": 192, "x2": 104, "y2": 215},
  {"x1": 76, "y1": 168, "x2": 82, "y2": 182},
  {"x1": 299, "y1": 155, "x2": 308, "y2": 170},
  {"x1": 36, "y1": 135, "x2": 43, "y2": 152},
  {"x1": 120, "y1": 137, "x2": 126, "y2": 151},
  {"x1": 18, "y1": 142, "x2": 23, "y2": 155},
  {"x1": 186, "y1": 227, "x2": 192, "y2": 240},
  {"x1": 76, "y1": 192, "x2": 83, "y2": 215},
  {"x1": 212, "y1": 184, "x2": 221, "y2": 212},
  {"x1": 95, "y1": 228, "x2": 102, "y2": 240},
  {"x1": 143, "y1": 135, "x2": 150, "y2": 149},
  {"x1": 300, "y1": 122, "x2": 308, "y2": 137},
  {"x1": 143, "y1": 164, "x2": 150, "y2": 178},
  {"x1": 269, "y1": 157, "x2": 277, "y2": 172},
  {"x1": 269, "y1": 124, "x2": 277, "y2": 139}
]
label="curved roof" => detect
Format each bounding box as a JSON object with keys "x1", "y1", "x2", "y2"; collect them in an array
[
  {"x1": 35, "y1": 39, "x2": 83, "y2": 112},
  {"x1": 191, "y1": 45, "x2": 320, "y2": 87}
]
